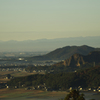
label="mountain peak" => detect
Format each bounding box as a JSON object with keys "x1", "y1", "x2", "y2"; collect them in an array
[{"x1": 31, "y1": 45, "x2": 100, "y2": 60}]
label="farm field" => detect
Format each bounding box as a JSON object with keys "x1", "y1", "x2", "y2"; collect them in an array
[
  {"x1": 0, "y1": 88, "x2": 67, "y2": 100},
  {"x1": 0, "y1": 71, "x2": 38, "y2": 77},
  {"x1": 1, "y1": 88, "x2": 100, "y2": 100},
  {"x1": 0, "y1": 71, "x2": 44, "y2": 83}
]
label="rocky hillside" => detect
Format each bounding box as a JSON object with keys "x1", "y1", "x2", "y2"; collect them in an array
[{"x1": 53, "y1": 51, "x2": 100, "y2": 68}]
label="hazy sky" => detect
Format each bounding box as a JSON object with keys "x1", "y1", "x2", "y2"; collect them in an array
[{"x1": 0, "y1": 0, "x2": 100, "y2": 41}]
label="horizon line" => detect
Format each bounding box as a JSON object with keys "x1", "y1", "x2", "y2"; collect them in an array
[{"x1": 0, "y1": 35, "x2": 100, "y2": 42}]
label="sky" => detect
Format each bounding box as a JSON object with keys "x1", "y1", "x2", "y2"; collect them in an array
[{"x1": 0, "y1": 0, "x2": 100, "y2": 41}]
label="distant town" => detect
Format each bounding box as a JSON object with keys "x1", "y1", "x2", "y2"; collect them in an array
[{"x1": 0, "y1": 52, "x2": 60, "y2": 72}]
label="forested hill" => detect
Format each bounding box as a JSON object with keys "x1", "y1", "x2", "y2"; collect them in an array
[
  {"x1": 7, "y1": 65, "x2": 100, "y2": 90},
  {"x1": 52, "y1": 51, "x2": 100, "y2": 68},
  {"x1": 31, "y1": 45, "x2": 100, "y2": 60}
]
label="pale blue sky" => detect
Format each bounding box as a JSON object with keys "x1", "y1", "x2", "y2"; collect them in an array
[{"x1": 0, "y1": 0, "x2": 100, "y2": 41}]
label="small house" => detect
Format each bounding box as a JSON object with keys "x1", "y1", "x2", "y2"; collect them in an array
[{"x1": 7, "y1": 86, "x2": 9, "y2": 88}]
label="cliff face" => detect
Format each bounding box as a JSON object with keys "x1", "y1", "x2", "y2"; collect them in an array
[
  {"x1": 63, "y1": 54, "x2": 85, "y2": 67},
  {"x1": 54, "y1": 51, "x2": 100, "y2": 67}
]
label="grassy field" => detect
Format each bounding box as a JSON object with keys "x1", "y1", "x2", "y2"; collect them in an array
[
  {"x1": 0, "y1": 88, "x2": 67, "y2": 100},
  {"x1": 0, "y1": 71, "x2": 41, "y2": 83},
  {"x1": 1, "y1": 88, "x2": 100, "y2": 100},
  {"x1": 0, "y1": 71, "x2": 38, "y2": 77}
]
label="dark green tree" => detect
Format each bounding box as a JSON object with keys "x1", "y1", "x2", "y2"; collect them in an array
[
  {"x1": 64, "y1": 90, "x2": 85, "y2": 100},
  {"x1": 6, "y1": 74, "x2": 11, "y2": 78}
]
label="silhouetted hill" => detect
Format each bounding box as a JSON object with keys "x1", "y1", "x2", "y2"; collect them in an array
[{"x1": 31, "y1": 45, "x2": 100, "y2": 60}]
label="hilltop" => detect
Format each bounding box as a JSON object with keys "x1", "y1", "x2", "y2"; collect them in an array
[{"x1": 31, "y1": 45, "x2": 100, "y2": 60}]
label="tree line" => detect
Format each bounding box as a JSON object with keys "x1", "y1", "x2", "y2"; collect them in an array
[{"x1": 7, "y1": 65, "x2": 100, "y2": 90}]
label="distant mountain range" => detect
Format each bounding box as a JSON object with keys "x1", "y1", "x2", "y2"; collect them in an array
[
  {"x1": 31, "y1": 45, "x2": 100, "y2": 60},
  {"x1": 0, "y1": 36, "x2": 100, "y2": 52}
]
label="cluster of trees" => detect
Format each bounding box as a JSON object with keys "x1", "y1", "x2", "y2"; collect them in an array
[
  {"x1": 64, "y1": 90, "x2": 85, "y2": 100},
  {"x1": 25, "y1": 63, "x2": 94, "y2": 73},
  {"x1": 63, "y1": 90, "x2": 95, "y2": 100},
  {"x1": 25, "y1": 65, "x2": 49, "y2": 72},
  {"x1": 25, "y1": 61, "x2": 100, "y2": 73},
  {"x1": 0, "y1": 83, "x2": 6, "y2": 88},
  {"x1": 7, "y1": 66, "x2": 100, "y2": 90},
  {"x1": 0, "y1": 65, "x2": 26, "y2": 69}
]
